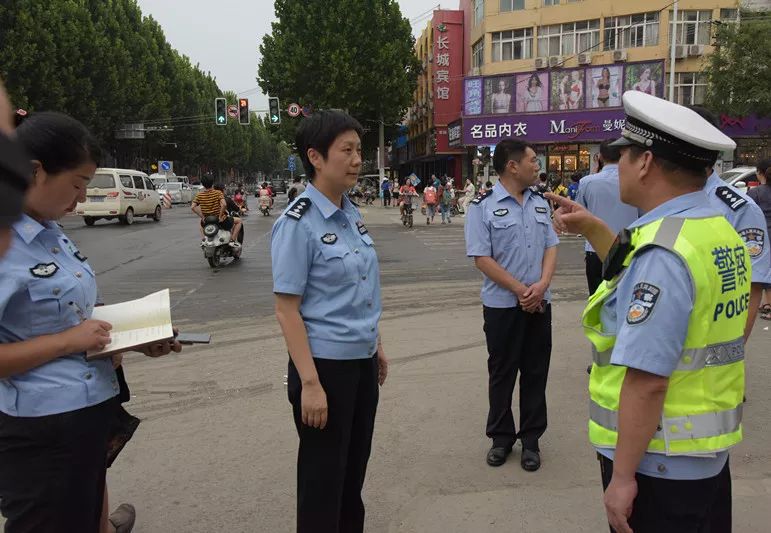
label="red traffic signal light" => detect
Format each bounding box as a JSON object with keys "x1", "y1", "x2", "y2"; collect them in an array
[{"x1": 238, "y1": 98, "x2": 250, "y2": 125}]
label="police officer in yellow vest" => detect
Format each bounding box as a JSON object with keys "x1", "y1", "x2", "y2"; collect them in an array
[{"x1": 548, "y1": 91, "x2": 747, "y2": 533}]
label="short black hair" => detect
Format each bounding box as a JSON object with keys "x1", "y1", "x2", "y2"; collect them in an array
[
  {"x1": 485, "y1": 181, "x2": 493, "y2": 188},
  {"x1": 295, "y1": 110, "x2": 364, "y2": 180},
  {"x1": 15, "y1": 112, "x2": 101, "y2": 174},
  {"x1": 756, "y1": 158, "x2": 771, "y2": 175},
  {"x1": 627, "y1": 145, "x2": 709, "y2": 185},
  {"x1": 201, "y1": 175, "x2": 215, "y2": 188},
  {"x1": 571, "y1": 172, "x2": 582, "y2": 182},
  {"x1": 599, "y1": 140, "x2": 621, "y2": 163},
  {"x1": 492, "y1": 139, "x2": 533, "y2": 174},
  {"x1": 539, "y1": 172, "x2": 547, "y2": 181}
]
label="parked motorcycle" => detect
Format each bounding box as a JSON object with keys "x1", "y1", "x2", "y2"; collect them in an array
[{"x1": 201, "y1": 212, "x2": 244, "y2": 268}]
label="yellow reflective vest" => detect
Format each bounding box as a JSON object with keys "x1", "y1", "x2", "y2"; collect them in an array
[{"x1": 583, "y1": 216, "x2": 750, "y2": 455}]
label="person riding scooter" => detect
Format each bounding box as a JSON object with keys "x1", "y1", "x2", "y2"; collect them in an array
[
  {"x1": 192, "y1": 176, "x2": 242, "y2": 246},
  {"x1": 214, "y1": 184, "x2": 246, "y2": 242}
]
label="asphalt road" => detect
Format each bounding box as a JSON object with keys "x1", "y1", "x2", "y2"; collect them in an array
[{"x1": 59, "y1": 196, "x2": 587, "y2": 322}]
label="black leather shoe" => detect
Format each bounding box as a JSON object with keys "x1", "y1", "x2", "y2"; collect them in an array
[
  {"x1": 486, "y1": 446, "x2": 512, "y2": 467},
  {"x1": 521, "y1": 448, "x2": 541, "y2": 471}
]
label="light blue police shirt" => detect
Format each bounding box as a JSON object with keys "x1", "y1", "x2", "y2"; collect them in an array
[
  {"x1": 575, "y1": 164, "x2": 639, "y2": 253},
  {"x1": 704, "y1": 171, "x2": 771, "y2": 285},
  {"x1": 595, "y1": 191, "x2": 730, "y2": 480},
  {"x1": 465, "y1": 181, "x2": 560, "y2": 308},
  {"x1": 0, "y1": 215, "x2": 119, "y2": 417},
  {"x1": 271, "y1": 184, "x2": 381, "y2": 360}
]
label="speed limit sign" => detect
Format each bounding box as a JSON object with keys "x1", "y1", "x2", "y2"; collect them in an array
[{"x1": 287, "y1": 102, "x2": 301, "y2": 117}]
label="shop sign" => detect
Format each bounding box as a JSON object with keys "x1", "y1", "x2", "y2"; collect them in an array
[
  {"x1": 462, "y1": 109, "x2": 627, "y2": 146},
  {"x1": 448, "y1": 120, "x2": 462, "y2": 148}
]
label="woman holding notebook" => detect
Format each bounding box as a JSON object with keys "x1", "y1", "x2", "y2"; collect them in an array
[
  {"x1": 272, "y1": 110, "x2": 388, "y2": 533},
  {"x1": 0, "y1": 111, "x2": 180, "y2": 533}
]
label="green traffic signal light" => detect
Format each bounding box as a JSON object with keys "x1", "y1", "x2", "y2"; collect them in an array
[
  {"x1": 215, "y1": 97, "x2": 227, "y2": 126},
  {"x1": 268, "y1": 97, "x2": 281, "y2": 125}
]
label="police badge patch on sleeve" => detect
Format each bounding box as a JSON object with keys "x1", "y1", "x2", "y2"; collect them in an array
[
  {"x1": 739, "y1": 228, "x2": 765, "y2": 258},
  {"x1": 626, "y1": 282, "x2": 661, "y2": 325}
]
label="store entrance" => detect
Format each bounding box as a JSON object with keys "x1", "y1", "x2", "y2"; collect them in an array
[{"x1": 547, "y1": 144, "x2": 591, "y2": 184}]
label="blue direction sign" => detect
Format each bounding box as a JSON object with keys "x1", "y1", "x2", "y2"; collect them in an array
[
  {"x1": 160, "y1": 161, "x2": 171, "y2": 172},
  {"x1": 287, "y1": 155, "x2": 296, "y2": 172}
]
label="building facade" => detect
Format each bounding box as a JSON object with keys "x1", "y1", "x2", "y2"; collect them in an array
[
  {"x1": 397, "y1": 10, "x2": 467, "y2": 185},
  {"x1": 456, "y1": 0, "x2": 769, "y2": 181}
]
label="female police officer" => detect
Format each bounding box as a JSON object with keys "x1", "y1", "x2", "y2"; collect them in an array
[
  {"x1": 271, "y1": 110, "x2": 387, "y2": 533},
  {"x1": 0, "y1": 111, "x2": 180, "y2": 533}
]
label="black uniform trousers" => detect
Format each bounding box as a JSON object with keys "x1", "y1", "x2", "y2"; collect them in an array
[
  {"x1": 0, "y1": 398, "x2": 115, "y2": 533},
  {"x1": 287, "y1": 355, "x2": 379, "y2": 533},
  {"x1": 599, "y1": 454, "x2": 732, "y2": 532},
  {"x1": 483, "y1": 305, "x2": 552, "y2": 450},
  {"x1": 586, "y1": 251, "x2": 604, "y2": 296}
]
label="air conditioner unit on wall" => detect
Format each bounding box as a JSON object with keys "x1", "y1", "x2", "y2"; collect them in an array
[
  {"x1": 674, "y1": 45, "x2": 688, "y2": 59},
  {"x1": 689, "y1": 44, "x2": 705, "y2": 56},
  {"x1": 534, "y1": 57, "x2": 548, "y2": 69},
  {"x1": 578, "y1": 53, "x2": 592, "y2": 65},
  {"x1": 612, "y1": 49, "x2": 627, "y2": 62},
  {"x1": 548, "y1": 55, "x2": 562, "y2": 68}
]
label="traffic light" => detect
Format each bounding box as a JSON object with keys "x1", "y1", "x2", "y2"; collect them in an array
[
  {"x1": 238, "y1": 98, "x2": 250, "y2": 125},
  {"x1": 215, "y1": 97, "x2": 227, "y2": 125},
  {"x1": 268, "y1": 97, "x2": 281, "y2": 125}
]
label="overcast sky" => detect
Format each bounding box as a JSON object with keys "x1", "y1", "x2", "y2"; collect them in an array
[{"x1": 135, "y1": 0, "x2": 458, "y2": 113}]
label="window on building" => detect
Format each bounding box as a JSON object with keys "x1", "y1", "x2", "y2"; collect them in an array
[
  {"x1": 500, "y1": 0, "x2": 524, "y2": 11},
  {"x1": 538, "y1": 20, "x2": 599, "y2": 57},
  {"x1": 673, "y1": 72, "x2": 707, "y2": 105},
  {"x1": 474, "y1": 0, "x2": 484, "y2": 25},
  {"x1": 670, "y1": 10, "x2": 712, "y2": 45},
  {"x1": 491, "y1": 28, "x2": 534, "y2": 61},
  {"x1": 720, "y1": 9, "x2": 739, "y2": 23},
  {"x1": 603, "y1": 12, "x2": 660, "y2": 50},
  {"x1": 472, "y1": 39, "x2": 484, "y2": 69}
]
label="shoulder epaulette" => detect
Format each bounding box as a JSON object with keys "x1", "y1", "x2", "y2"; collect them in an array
[
  {"x1": 529, "y1": 186, "x2": 544, "y2": 199},
  {"x1": 715, "y1": 186, "x2": 747, "y2": 211},
  {"x1": 286, "y1": 197, "x2": 312, "y2": 220},
  {"x1": 471, "y1": 189, "x2": 493, "y2": 205}
]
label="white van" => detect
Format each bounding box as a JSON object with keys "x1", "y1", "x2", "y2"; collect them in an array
[{"x1": 76, "y1": 168, "x2": 162, "y2": 226}]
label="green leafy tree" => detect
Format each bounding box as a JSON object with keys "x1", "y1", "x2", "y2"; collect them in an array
[
  {"x1": 704, "y1": 13, "x2": 771, "y2": 117},
  {"x1": 258, "y1": 0, "x2": 420, "y2": 147}
]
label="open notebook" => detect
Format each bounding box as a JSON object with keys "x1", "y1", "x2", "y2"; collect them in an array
[{"x1": 86, "y1": 289, "x2": 174, "y2": 360}]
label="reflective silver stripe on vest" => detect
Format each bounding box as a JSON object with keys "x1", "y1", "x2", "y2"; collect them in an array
[
  {"x1": 590, "y1": 400, "x2": 742, "y2": 441},
  {"x1": 651, "y1": 217, "x2": 685, "y2": 250},
  {"x1": 593, "y1": 337, "x2": 745, "y2": 370}
]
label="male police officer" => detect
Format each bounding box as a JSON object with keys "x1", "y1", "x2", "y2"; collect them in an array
[
  {"x1": 691, "y1": 106, "x2": 771, "y2": 339},
  {"x1": 575, "y1": 140, "x2": 639, "y2": 295},
  {"x1": 465, "y1": 139, "x2": 559, "y2": 471},
  {"x1": 550, "y1": 91, "x2": 747, "y2": 532}
]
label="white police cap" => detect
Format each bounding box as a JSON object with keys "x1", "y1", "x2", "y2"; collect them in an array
[{"x1": 611, "y1": 91, "x2": 736, "y2": 170}]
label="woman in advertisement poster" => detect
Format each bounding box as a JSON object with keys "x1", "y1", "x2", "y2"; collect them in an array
[
  {"x1": 558, "y1": 75, "x2": 571, "y2": 110},
  {"x1": 491, "y1": 79, "x2": 512, "y2": 114},
  {"x1": 567, "y1": 70, "x2": 583, "y2": 110},
  {"x1": 522, "y1": 73, "x2": 544, "y2": 112},
  {"x1": 633, "y1": 67, "x2": 657, "y2": 95},
  {"x1": 594, "y1": 67, "x2": 615, "y2": 108}
]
